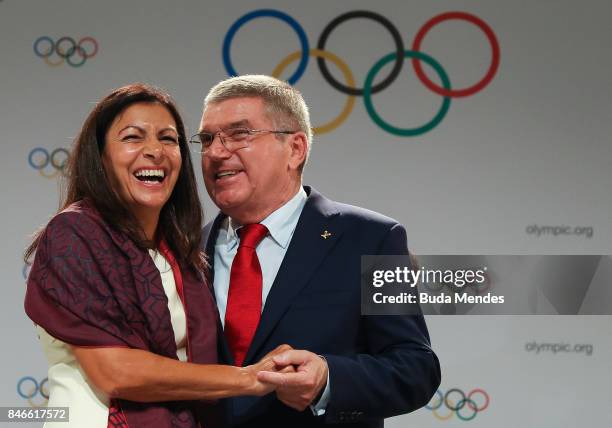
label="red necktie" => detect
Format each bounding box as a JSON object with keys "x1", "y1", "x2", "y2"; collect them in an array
[{"x1": 224, "y1": 223, "x2": 268, "y2": 366}]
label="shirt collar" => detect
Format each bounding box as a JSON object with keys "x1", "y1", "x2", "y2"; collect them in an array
[{"x1": 224, "y1": 187, "x2": 307, "y2": 250}]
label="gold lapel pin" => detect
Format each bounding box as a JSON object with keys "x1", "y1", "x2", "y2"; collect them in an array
[{"x1": 321, "y1": 230, "x2": 332, "y2": 240}]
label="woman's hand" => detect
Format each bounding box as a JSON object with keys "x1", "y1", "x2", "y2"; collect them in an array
[
  {"x1": 72, "y1": 345, "x2": 295, "y2": 402},
  {"x1": 241, "y1": 344, "x2": 295, "y2": 396}
]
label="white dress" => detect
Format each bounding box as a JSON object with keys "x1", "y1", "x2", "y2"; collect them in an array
[{"x1": 37, "y1": 250, "x2": 187, "y2": 427}]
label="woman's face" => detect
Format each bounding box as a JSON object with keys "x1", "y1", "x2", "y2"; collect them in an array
[{"x1": 102, "y1": 102, "x2": 182, "y2": 222}]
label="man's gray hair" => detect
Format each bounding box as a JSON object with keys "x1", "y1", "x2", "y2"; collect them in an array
[{"x1": 204, "y1": 75, "x2": 313, "y2": 169}]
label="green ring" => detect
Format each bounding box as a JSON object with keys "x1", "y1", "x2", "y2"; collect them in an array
[
  {"x1": 66, "y1": 46, "x2": 87, "y2": 67},
  {"x1": 456, "y1": 398, "x2": 479, "y2": 421},
  {"x1": 363, "y1": 50, "x2": 451, "y2": 137}
]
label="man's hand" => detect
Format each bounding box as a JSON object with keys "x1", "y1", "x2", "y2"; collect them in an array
[{"x1": 257, "y1": 350, "x2": 328, "y2": 411}]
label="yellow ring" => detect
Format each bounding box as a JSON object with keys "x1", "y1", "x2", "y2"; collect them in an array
[
  {"x1": 25, "y1": 385, "x2": 48, "y2": 409},
  {"x1": 44, "y1": 51, "x2": 64, "y2": 67},
  {"x1": 27, "y1": 396, "x2": 48, "y2": 408},
  {"x1": 272, "y1": 49, "x2": 355, "y2": 135},
  {"x1": 38, "y1": 166, "x2": 62, "y2": 179},
  {"x1": 432, "y1": 398, "x2": 455, "y2": 420}
]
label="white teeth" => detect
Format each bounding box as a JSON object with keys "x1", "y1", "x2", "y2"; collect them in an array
[
  {"x1": 217, "y1": 170, "x2": 237, "y2": 178},
  {"x1": 135, "y1": 169, "x2": 165, "y2": 178}
]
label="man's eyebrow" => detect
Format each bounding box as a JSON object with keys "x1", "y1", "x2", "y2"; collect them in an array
[{"x1": 199, "y1": 119, "x2": 251, "y2": 133}]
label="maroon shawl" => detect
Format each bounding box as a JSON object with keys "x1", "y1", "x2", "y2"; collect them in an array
[{"x1": 24, "y1": 200, "x2": 219, "y2": 427}]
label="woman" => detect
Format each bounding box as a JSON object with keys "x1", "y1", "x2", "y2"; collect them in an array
[{"x1": 24, "y1": 83, "x2": 284, "y2": 427}]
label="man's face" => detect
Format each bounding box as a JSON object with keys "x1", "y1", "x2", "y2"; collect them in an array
[{"x1": 199, "y1": 97, "x2": 299, "y2": 220}]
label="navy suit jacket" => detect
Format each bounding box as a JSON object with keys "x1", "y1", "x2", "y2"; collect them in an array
[{"x1": 204, "y1": 187, "x2": 440, "y2": 427}]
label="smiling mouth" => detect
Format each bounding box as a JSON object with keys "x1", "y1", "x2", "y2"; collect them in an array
[
  {"x1": 215, "y1": 170, "x2": 242, "y2": 180},
  {"x1": 134, "y1": 169, "x2": 166, "y2": 184}
]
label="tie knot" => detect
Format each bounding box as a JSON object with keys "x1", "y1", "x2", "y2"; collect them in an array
[{"x1": 237, "y1": 224, "x2": 268, "y2": 249}]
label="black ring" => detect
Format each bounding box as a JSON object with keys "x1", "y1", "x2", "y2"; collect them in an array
[
  {"x1": 444, "y1": 388, "x2": 466, "y2": 411},
  {"x1": 55, "y1": 36, "x2": 77, "y2": 58},
  {"x1": 50, "y1": 148, "x2": 70, "y2": 170},
  {"x1": 316, "y1": 10, "x2": 404, "y2": 96},
  {"x1": 39, "y1": 378, "x2": 50, "y2": 400}
]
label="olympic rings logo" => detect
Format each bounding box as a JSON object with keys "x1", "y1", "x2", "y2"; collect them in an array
[
  {"x1": 28, "y1": 147, "x2": 70, "y2": 179},
  {"x1": 17, "y1": 377, "x2": 49, "y2": 408},
  {"x1": 33, "y1": 36, "x2": 98, "y2": 67},
  {"x1": 222, "y1": 9, "x2": 500, "y2": 137},
  {"x1": 426, "y1": 388, "x2": 490, "y2": 421}
]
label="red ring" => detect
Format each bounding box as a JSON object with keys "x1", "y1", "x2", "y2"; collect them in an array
[
  {"x1": 78, "y1": 36, "x2": 98, "y2": 58},
  {"x1": 411, "y1": 11, "x2": 500, "y2": 98},
  {"x1": 467, "y1": 388, "x2": 490, "y2": 411}
]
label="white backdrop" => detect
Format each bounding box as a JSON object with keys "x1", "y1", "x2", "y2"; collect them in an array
[{"x1": 1, "y1": 0, "x2": 611, "y2": 426}]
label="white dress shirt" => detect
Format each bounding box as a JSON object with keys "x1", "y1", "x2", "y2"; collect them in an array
[
  {"x1": 213, "y1": 187, "x2": 307, "y2": 324},
  {"x1": 213, "y1": 187, "x2": 330, "y2": 415}
]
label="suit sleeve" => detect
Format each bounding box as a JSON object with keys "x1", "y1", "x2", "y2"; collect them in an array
[{"x1": 322, "y1": 223, "x2": 441, "y2": 424}]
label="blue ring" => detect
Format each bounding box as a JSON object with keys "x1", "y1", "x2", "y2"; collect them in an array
[
  {"x1": 33, "y1": 36, "x2": 54, "y2": 58},
  {"x1": 17, "y1": 376, "x2": 38, "y2": 399},
  {"x1": 222, "y1": 9, "x2": 309, "y2": 84},
  {"x1": 426, "y1": 389, "x2": 444, "y2": 410},
  {"x1": 28, "y1": 147, "x2": 49, "y2": 170}
]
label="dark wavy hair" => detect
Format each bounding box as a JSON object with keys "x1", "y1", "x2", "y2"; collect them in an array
[{"x1": 25, "y1": 83, "x2": 206, "y2": 272}]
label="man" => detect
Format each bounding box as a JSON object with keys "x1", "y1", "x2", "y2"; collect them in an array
[{"x1": 197, "y1": 75, "x2": 440, "y2": 427}]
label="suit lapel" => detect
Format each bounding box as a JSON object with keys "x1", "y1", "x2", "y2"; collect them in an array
[
  {"x1": 204, "y1": 211, "x2": 226, "y2": 286},
  {"x1": 243, "y1": 188, "x2": 342, "y2": 364},
  {"x1": 204, "y1": 212, "x2": 234, "y2": 364}
]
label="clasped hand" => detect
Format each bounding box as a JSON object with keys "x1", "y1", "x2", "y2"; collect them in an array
[{"x1": 244, "y1": 345, "x2": 328, "y2": 411}]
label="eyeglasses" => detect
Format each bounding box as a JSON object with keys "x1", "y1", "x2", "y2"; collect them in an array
[{"x1": 188, "y1": 127, "x2": 297, "y2": 154}]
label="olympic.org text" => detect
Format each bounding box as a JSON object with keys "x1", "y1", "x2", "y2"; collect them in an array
[
  {"x1": 526, "y1": 224, "x2": 593, "y2": 238},
  {"x1": 525, "y1": 341, "x2": 593, "y2": 356}
]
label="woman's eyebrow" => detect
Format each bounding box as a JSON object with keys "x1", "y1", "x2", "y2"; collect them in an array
[
  {"x1": 158, "y1": 126, "x2": 178, "y2": 134},
  {"x1": 118, "y1": 125, "x2": 145, "y2": 134}
]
